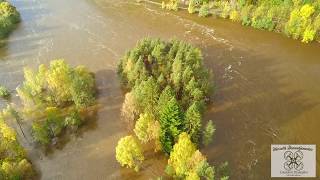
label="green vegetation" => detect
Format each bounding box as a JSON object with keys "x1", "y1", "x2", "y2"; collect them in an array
[
  {"x1": 17, "y1": 59, "x2": 96, "y2": 146},
  {"x1": 203, "y1": 120, "x2": 215, "y2": 146},
  {"x1": 0, "y1": 116, "x2": 34, "y2": 179},
  {"x1": 116, "y1": 38, "x2": 220, "y2": 177},
  {"x1": 159, "y1": 0, "x2": 320, "y2": 43},
  {"x1": 0, "y1": 86, "x2": 10, "y2": 99},
  {"x1": 0, "y1": 0, "x2": 20, "y2": 38}
]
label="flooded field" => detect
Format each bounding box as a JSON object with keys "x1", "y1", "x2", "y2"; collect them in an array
[{"x1": 0, "y1": 0, "x2": 319, "y2": 179}]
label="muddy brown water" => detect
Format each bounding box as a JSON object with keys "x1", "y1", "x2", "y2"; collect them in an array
[{"x1": 0, "y1": 0, "x2": 319, "y2": 179}]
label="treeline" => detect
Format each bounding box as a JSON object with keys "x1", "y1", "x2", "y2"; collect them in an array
[
  {"x1": 116, "y1": 38, "x2": 229, "y2": 179},
  {"x1": 160, "y1": 0, "x2": 320, "y2": 43},
  {"x1": 0, "y1": 0, "x2": 20, "y2": 38}
]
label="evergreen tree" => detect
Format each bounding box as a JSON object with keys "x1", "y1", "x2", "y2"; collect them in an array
[
  {"x1": 203, "y1": 120, "x2": 215, "y2": 146},
  {"x1": 185, "y1": 102, "x2": 202, "y2": 144},
  {"x1": 159, "y1": 97, "x2": 184, "y2": 154}
]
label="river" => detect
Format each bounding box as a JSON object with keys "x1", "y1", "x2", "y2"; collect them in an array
[{"x1": 0, "y1": 0, "x2": 319, "y2": 179}]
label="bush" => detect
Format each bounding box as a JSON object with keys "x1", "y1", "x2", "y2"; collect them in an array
[
  {"x1": 230, "y1": 10, "x2": 240, "y2": 22},
  {"x1": 188, "y1": 0, "x2": 197, "y2": 14},
  {"x1": 302, "y1": 25, "x2": 316, "y2": 43},
  {"x1": 0, "y1": 85, "x2": 9, "y2": 98},
  {"x1": 199, "y1": 3, "x2": 210, "y2": 17}
]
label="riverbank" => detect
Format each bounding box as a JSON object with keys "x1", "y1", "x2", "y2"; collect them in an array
[{"x1": 144, "y1": 0, "x2": 320, "y2": 44}]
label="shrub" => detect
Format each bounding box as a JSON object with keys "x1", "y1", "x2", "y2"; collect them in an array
[
  {"x1": 220, "y1": 2, "x2": 232, "y2": 19},
  {"x1": 116, "y1": 135, "x2": 144, "y2": 171},
  {"x1": 230, "y1": 10, "x2": 240, "y2": 22},
  {"x1": 302, "y1": 25, "x2": 316, "y2": 43},
  {"x1": 199, "y1": 3, "x2": 210, "y2": 17},
  {"x1": 188, "y1": 0, "x2": 197, "y2": 14},
  {"x1": 0, "y1": 85, "x2": 9, "y2": 98}
]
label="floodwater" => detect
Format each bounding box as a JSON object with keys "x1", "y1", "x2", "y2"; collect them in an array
[{"x1": 0, "y1": 0, "x2": 319, "y2": 179}]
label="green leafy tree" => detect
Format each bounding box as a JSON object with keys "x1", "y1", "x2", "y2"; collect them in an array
[
  {"x1": 116, "y1": 135, "x2": 144, "y2": 171},
  {"x1": 70, "y1": 66, "x2": 95, "y2": 108}
]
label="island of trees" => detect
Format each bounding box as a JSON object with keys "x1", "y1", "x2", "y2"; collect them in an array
[
  {"x1": 0, "y1": 60, "x2": 97, "y2": 179},
  {"x1": 116, "y1": 38, "x2": 228, "y2": 179},
  {"x1": 159, "y1": 0, "x2": 320, "y2": 43}
]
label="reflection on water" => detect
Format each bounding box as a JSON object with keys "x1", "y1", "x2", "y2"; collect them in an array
[{"x1": 0, "y1": 0, "x2": 319, "y2": 179}]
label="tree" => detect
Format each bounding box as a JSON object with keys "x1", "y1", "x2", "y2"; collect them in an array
[
  {"x1": 134, "y1": 113, "x2": 158, "y2": 143},
  {"x1": 70, "y1": 66, "x2": 95, "y2": 108},
  {"x1": 0, "y1": 116, "x2": 34, "y2": 179},
  {"x1": 115, "y1": 135, "x2": 144, "y2": 171},
  {"x1": 46, "y1": 59, "x2": 73, "y2": 105},
  {"x1": 121, "y1": 92, "x2": 139, "y2": 125},
  {"x1": 168, "y1": 133, "x2": 196, "y2": 177},
  {"x1": 188, "y1": 0, "x2": 197, "y2": 14},
  {"x1": 159, "y1": 97, "x2": 184, "y2": 154},
  {"x1": 167, "y1": 133, "x2": 214, "y2": 179},
  {"x1": 185, "y1": 102, "x2": 202, "y2": 144},
  {"x1": 203, "y1": 120, "x2": 215, "y2": 146},
  {"x1": 133, "y1": 77, "x2": 159, "y2": 113}
]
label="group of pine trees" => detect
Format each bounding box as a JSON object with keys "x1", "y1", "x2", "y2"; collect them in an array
[
  {"x1": 116, "y1": 38, "x2": 224, "y2": 179},
  {"x1": 160, "y1": 0, "x2": 320, "y2": 43}
]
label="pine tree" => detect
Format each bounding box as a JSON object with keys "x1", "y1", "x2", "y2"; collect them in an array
[
  {"x1": 185, "y1": 102, "x2": 202, "y2": 144},
  {"x1": 159, "y1": 97, "x2": 184, "y2": 154},
  {"x1": 203, "y1": 120, "x2": 215, "y2": 146}
]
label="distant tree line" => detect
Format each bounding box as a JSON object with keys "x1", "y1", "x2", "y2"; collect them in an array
[{"x1": 159, "y1": 0, "x2": 320, "y2": 43}]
